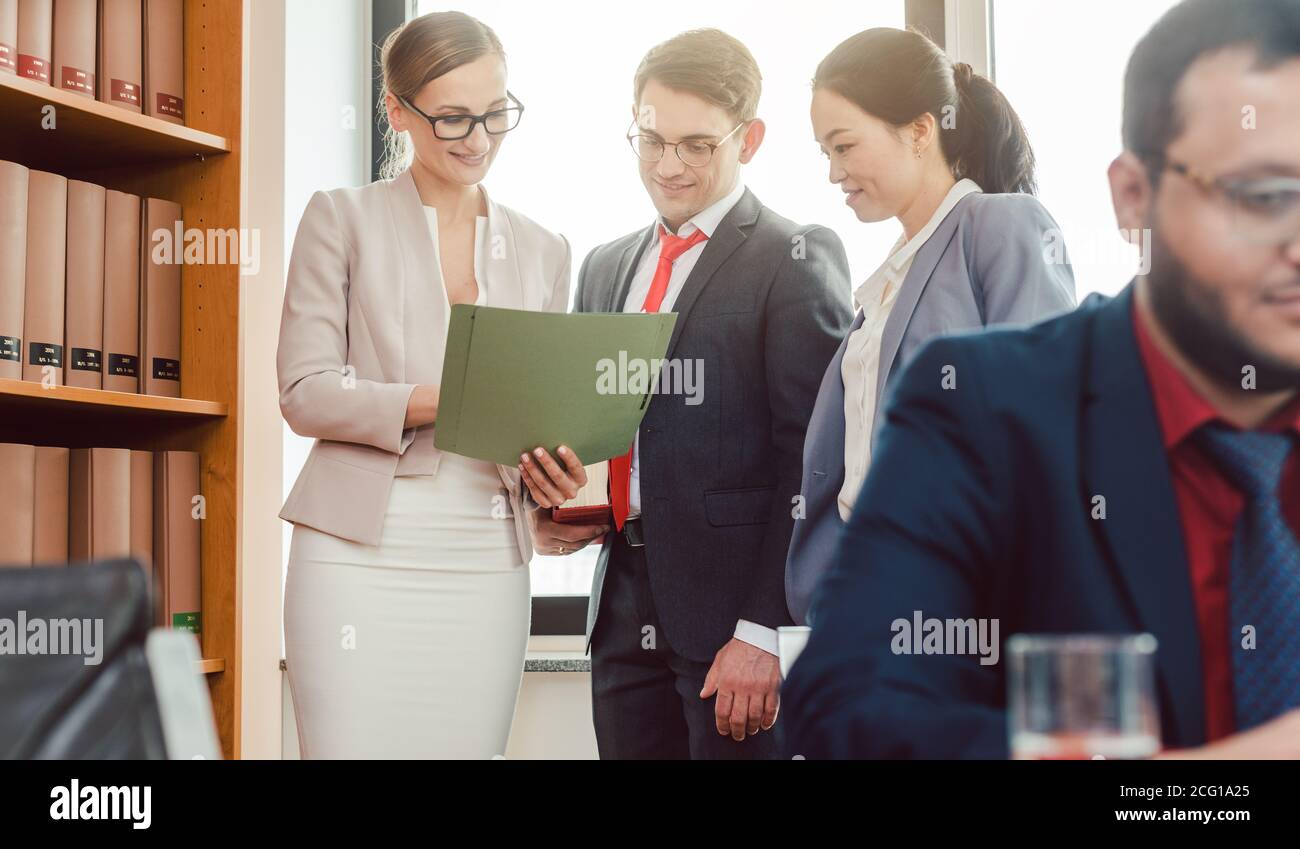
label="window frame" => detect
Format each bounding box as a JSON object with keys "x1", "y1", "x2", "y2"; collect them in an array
[{"x1": 370, "y1": 0, "x2": 416, "y2": 182}]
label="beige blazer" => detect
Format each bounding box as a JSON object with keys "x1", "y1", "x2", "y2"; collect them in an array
[{"x1": 276, "y1": 168, "x2": 571, "y2": 560}]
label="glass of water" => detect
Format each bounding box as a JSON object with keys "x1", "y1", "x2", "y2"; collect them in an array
[{"x1": 1007, "y1": 633, "x2": 1161, "y2": 760}]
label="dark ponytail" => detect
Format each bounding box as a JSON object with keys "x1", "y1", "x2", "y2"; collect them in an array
[{"x1": 813, "y1": 28, "x2": 1037, "y2": 195}]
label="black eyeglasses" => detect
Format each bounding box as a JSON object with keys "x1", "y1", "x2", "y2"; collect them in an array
[
  {"x1": 399, "y1": 92, "x2": 525, "y2": 140},
  {"x1": 627, "y1": 120, "x2": 747, "y2": 167}
]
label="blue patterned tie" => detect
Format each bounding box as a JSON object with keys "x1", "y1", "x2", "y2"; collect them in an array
[{"x1": 1194, "y1": 425, "x2": 1300, "y2": 730}]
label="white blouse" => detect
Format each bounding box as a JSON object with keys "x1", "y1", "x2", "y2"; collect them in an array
[
  {"x1": 837, "y1": 178, "x2": 982, "y2": 521},
  {"x1": 423, "y1": 205, "x2": 487, "y2": 309}
]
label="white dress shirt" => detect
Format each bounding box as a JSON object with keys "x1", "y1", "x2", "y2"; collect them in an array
[
  {"x1": 837, "y1": 178, "x2": 982, "y2": 521},
  {"x1": 619, "y1": 178, "x2": 779, "y2": 655}
]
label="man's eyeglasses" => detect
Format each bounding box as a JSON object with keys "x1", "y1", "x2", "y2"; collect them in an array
[
  {"x1": 1148, "y1": 154, "x2": 1300, "y2": 246},
  {"x1": 627, "y1": 121, "x2": 748, "y2": 168},
  {"x1": 399, "y1": 92, "x2": 524, "y2": 140}
]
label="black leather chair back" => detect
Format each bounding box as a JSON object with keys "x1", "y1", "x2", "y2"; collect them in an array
[{"x1": 0, "y1": 559, "x2": 166, "y2": 759}]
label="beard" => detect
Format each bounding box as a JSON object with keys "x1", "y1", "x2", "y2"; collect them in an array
[{"x1": 1144, "y1": 222, "x2": 1300, "y2": 395}]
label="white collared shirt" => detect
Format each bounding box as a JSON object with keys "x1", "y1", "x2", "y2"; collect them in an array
[
  {"x1": 837, "y1": 178, "x2": 982, "y2": 522},
  {"x1": 619, "y1": 179, "x2": 781, "y2": 654}
]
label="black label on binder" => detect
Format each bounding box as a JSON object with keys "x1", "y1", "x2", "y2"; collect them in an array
[
  {"x1": 152, "y1": 358, "x2": 181, "y2": 381},
  {"x1": 0, "y1": 336, "x2": 19, "y2": 362},
  {"x1": 29, "y1": 342, "x2": 63, "y2": 368},
  {"x1": 107, "y1": 353, "x2": 139, "y2": 378},
  {"x1": 70, "y1": 348, "x2": 103, "y2": 372}
]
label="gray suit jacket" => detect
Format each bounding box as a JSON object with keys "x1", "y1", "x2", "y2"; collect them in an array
[
  {"x1": 577, "y1": 188, "x2": 853, "y2": 661},
  {"x1": 784, "y1": 192, "x2": 1077, "y2": 625}
]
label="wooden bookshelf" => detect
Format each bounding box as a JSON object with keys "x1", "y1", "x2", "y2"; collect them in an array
[
  {"x1": 0, "y1": 0, "x2": 245, "y2": 757},
  {"x1": 0, "y1": 71, "x2": 231, "y2": 170},
  {"x1": 0, "y1": 378, "x2": 227, "y2": 418},
  {"x1": 196, "y1": 658, "x2": 226, "y2": 675}
]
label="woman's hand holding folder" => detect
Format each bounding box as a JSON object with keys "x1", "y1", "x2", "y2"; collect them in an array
[
  {"x1": 520, "y1": 446, "x2": 610, "y2": 556},
  {"x1": 518, "y1": 445, "x2": 586, "y2": 508}
]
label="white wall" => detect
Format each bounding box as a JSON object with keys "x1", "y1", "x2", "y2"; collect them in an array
[
  {"x1": 270, "y1": 0, "x2": 371, "y2": 757},
  {"x1": 280, "y1": 0, "x2": 373, "y2": 645},
  {"x1": 238, "y1": 0, "x2": 288, "y2": 760}
]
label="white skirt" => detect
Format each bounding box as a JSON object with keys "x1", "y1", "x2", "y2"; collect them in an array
[{"x1": 284, "y1": 454, "x2": 530, "y2": 759}]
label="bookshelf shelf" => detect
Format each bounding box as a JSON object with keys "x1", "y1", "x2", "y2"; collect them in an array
[
  {"x1": 196, "y1": 658, "x2": 226, "y2": 675},
  {"x1": 0, "y1": 378, "x2": 228, "y2": 419},
  {"x1": 0, "y1": 72, "x2": 231, "y2": 172}
]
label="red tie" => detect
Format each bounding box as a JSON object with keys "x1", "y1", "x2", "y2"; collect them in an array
[{"x1": 609, "y1": 225, "x2": 709, "y2": 529}]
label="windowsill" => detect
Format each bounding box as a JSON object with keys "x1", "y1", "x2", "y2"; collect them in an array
[
  {"x1": 523, "y1": 652, "x2": 590, "y2": 673},
  {"x1": 523, "y1": 633, "x2": 590, "y2": 672}
]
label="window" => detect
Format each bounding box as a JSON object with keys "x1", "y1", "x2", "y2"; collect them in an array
[
  {"x1": 406, "y1": 0, "x2": 908, "y2": 599},
  {"x1": 991, "y1": 0, "x2": 1184, "y2": 297}
]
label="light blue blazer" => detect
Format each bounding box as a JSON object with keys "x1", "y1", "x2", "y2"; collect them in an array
[{"x1": 785, "y1": 191, "x2": 1077, "y2": 625}]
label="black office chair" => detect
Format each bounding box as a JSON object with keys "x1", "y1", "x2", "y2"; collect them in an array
[{"x1": 0, "y1": 558, "x2": 167, "y2": 758}]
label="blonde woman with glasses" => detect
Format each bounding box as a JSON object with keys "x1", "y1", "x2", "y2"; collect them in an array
[{"x1": 277, "y1": 11, "x2": 570, "y2": 759}]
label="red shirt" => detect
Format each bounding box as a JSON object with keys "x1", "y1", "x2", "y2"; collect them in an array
[{"x1": 1132, "y1": 302, "x2": 1300, "y2": 741}]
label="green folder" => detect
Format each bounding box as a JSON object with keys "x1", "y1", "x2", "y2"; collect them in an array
[{"x1": 433, "y1": 305, "x2": 678, "y2": 466}]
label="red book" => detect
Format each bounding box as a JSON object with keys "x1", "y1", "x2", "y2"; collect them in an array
[{"x1": 550, "y1": 462, "x2": 614, "y2": 525}]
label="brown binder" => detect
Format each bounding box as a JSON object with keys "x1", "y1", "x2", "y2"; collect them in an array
[
  {"x1": 0, "y1": 0, "x2": 17, "y2": 73},
  {"x1": 52, "y1": 0, "x2": 95, "y2": 98},
  {"x1": 139, "y1": 197, "x2": 180, "y2": 397},
  {"x1": 16, "y1": 0, "x2": 51, "y2": 83},
  {"x1": 33, "y1": 445, "x2": 69, "y2": 565},
  {"x1": 97, "y1": 0, "x2": 141, "y2": 111},
  {"x1": 68, "y1": 446, "x2": 131, "y2": 563},
  {"x1": 0, "y1": 160, "x2": 27, "y2": 379},
  {"x1": 154, "y1": 450, "x2": 200, "y2": 633},
  {"x1": 142, "y1": 0, "x2": 182, "y2": 124},
  {"x1": 129, "y1": 449, "x2": 153, "y2": 584},
  {"x1": 103, "y1": 189, "x2": 141, "y2": 393},
  {"x1": 22, "y1": 169, "x2": 66, "y2": 385},
  {"x1": 64, "y1": 178, "x2": 106, "y2": 389},
  {"x1": 0, "y1": 443, "x2": 35, "y2": 566}
]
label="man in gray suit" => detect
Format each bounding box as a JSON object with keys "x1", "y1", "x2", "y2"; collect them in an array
[{"x1": 520, "y1": 29, "x2": 851, "y2": 759}]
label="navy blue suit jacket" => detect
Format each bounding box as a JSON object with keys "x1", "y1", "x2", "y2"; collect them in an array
[{"x1": 783, "y1": 284, "x2": 1210, "y2": 758}]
